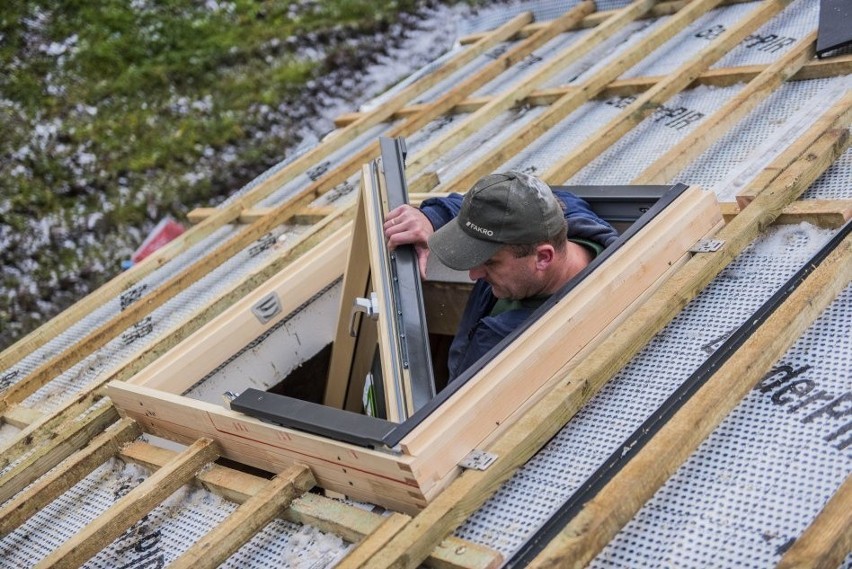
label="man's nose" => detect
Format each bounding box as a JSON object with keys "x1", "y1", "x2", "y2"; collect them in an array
[{"x1": 469, "y1": 266, "x2": 485, "y2": 280}]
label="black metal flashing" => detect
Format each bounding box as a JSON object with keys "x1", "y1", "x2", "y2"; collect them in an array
[
  {"x1": 505, "y1": 218, "x2": 852, "y2": 567},
  {"x1": 231, "y1": 388, "x2": 398, "y2": 447}
]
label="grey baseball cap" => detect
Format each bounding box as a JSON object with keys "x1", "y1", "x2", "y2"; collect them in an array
[{"x1": 428, "y1": 171, "x2": 566, "y2": 270}]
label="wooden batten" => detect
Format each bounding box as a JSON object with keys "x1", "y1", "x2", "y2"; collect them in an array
[
  {"x1": 0, "y1": 402, "x2": 118, "y2": 505},
  {"x1": 633, "y1": 33, "x2": 817, "y2": 185},
  {"x1": 0, "y1": 418, "x2": 141, "y2": 538},
  {"x1": 544, "y1": 0, "x2": 792, "y2": 186},
  {"x1": 721, "y1": 199, "x2": 852, "y2": 228},
  {"x1": 169, "y1": 465, "x2": 315, "y2": 569},
  {"x1": 117, "y1": 440, "x2": 503, "y2": 569},
  {"x1": 34, "y1": 438, "x2": 219, "y2": 569},
  {"x1": 333, "y1": 54, "x2": 852, "y2": 127},
  {"x1": 407, "y1": 0, "x2": 656, "y2": 182}
]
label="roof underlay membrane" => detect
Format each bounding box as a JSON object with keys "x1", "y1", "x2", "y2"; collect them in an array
[{"x1": 0, "y1": 0, "x2": 850, "y2": 567}]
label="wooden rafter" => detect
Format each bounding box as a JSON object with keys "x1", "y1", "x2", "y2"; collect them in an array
[
  {"x1": 117, "y1": 440, "x2": 503, "y2": 569},
  {"x1": 633, "y1": 32, "x2": 817, "y2": 185},
  {"x1": 169, "y1": 465, "x2": 316, "y2": 569},
  {"x1": 332, "y1": 55, "x2": 852, "y2": 127},
  {"x1": 0, "y1": 418, "x2": 140, "y2": 538},
  {"x1": 776, "y1": 474, "x2": 852, "y2": 569}
]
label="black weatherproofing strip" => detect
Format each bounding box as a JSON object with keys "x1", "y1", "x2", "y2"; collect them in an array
[{"x1": 506, "y1": 219, "x2": 852, "y2": 567}]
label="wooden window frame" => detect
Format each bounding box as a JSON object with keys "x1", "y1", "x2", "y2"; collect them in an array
[{"x1": 108, "y1": 142, "x2": 722, "y2": 513}]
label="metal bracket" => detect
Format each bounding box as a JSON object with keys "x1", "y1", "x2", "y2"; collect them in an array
[
  {"x1": 221, "y1": 391, "x2": 239, "y2": 409},
  {"x1": 349, "y1": 292, "x2": 379, "y2": 336},
  {"x1": 251, "y1": 292, "x2": 282, "y2": 324},
  {"x1": 690, "y1": 239, "x2": 725, "y2": 253},
  {"x1": 459, "y1": 449, "x2": 498, "y2": 471}
]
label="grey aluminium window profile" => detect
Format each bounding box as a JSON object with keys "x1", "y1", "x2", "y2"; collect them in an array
[
  {"x1": 378, "y1": 136, "x2": 437, "y2": 414},
  {"x1": 232, "y1": 138, "x2": 688, "y2": 450}
]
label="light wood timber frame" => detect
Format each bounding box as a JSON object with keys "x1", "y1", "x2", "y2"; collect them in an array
[
  {"x1": 0, "y1": 417, "x2": 141, "y2": 538},
  {"x1": 404, "y1": 0, "x2": 661, "y2": 180},
  {"x1": 456, "y1": 0, "x2": 757, "y2": 44},
  {"x1": 168, "y1": 465, "x2": 316, "y2": 569},
  {"x1": 34, "y1": 438, "x2": 219, "y2": 569},
  {"x1": 542, "y1": 0, "x2": 793, "y2": 186},
  {"x1": 108, "y1": 183, "x2": 722, "y2": 512},
  {"x1": 720, "y1": 199, "x2": 852, "y2": 228},
  {"x1": 3, "y1": 1, "x2": 851, "y2": 566},
  {"x1": 632, "y1": 32, "x2": 817, "y2": 185},
  {"x1": 0, "y1": 400, "x2": 118, "y2": 505}
]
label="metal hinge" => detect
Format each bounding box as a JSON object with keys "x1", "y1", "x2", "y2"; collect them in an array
[
  {"x1": 349, "y1": 292, "x2": 379, "y2": 336},
  {"x1": 459, "y1": 449, "x2": 498, "y2": 471},
  {"x1": 690, "y1": 239, "x2": 725, "y2": 253}
]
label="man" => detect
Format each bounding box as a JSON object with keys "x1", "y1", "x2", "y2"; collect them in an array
[{"x1": 384, "y1": 171, "x2": 618, "y2": 381}]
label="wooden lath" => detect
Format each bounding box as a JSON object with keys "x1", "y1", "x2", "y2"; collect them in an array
[
  {"x1": 404, "y1": 0, "x2": 662, "y2": 180},
  {"x1": 633, "y1": 31, "x2": 818, "y2": 184},
  {"x1": 36, "y1": 438, "x2": 219, "y2": 569},
  {"x1": 776, "y1": 473, "x2": 852, "y2": 569},
  {"x1": 332, "y1": 54, "x2": 852, "y2": 126},
  {"x1": 543, "y1": 0, "x2": 794, "y2": 185},
  {"x1": 0, "y1": 407, "x2": 502, "y2": 569},
  {"x1": 426, "y1": 0, "x2": 728, "y2": 194}
]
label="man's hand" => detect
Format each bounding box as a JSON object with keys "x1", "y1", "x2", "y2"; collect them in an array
[{"x1": 384, "y1": 204, "x2": 433, "y2": 279}]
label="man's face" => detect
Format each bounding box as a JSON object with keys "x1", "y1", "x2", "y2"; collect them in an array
[{"x1": 468, "y1": 247, "x2": 539, "y2": 300}]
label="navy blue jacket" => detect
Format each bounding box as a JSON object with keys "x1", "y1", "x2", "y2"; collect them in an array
[{"x1": 420, "y1": 191, "x2": 619, "y2": 381}]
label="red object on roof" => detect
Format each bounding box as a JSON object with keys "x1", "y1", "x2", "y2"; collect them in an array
[{"x1": 131, "y1": 217, "x2": 186, "y2": 264}]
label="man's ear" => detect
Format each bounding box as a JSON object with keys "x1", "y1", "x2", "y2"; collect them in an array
[{"x1": 534, "y1": 244, "x2": 555, "y2": 270}]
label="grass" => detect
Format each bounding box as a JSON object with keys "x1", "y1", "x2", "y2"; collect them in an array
[{"x1": 0, "y1": 0, "x2": 461, "y2": 350}]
